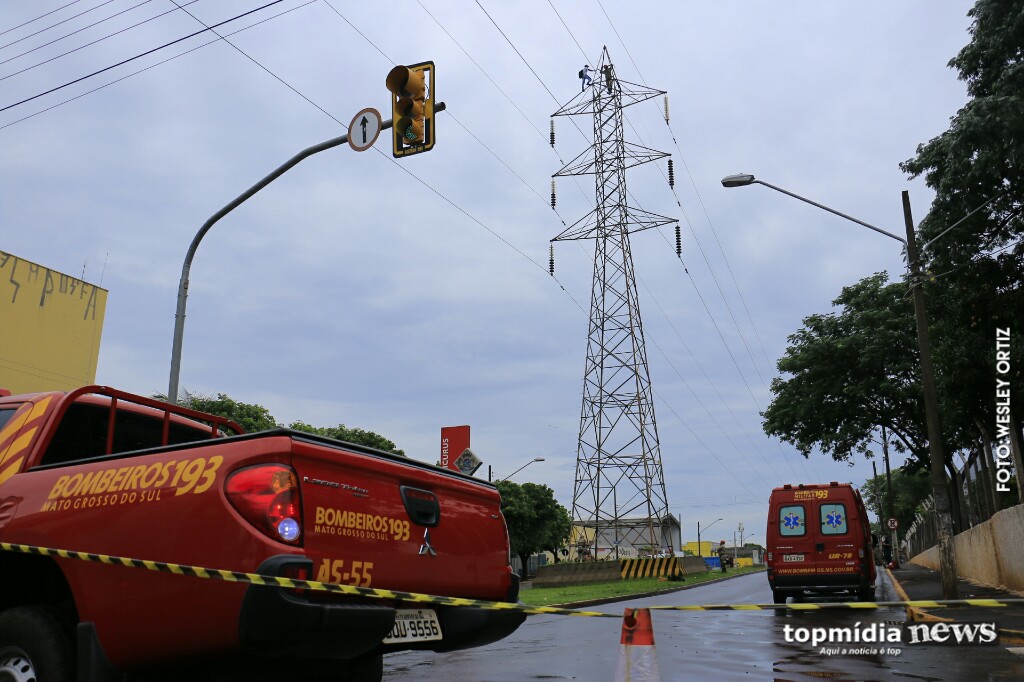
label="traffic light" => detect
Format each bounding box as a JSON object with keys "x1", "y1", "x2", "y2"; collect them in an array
[{"x1": 385, "y1": 61, "x2": 435, "y2": 157}]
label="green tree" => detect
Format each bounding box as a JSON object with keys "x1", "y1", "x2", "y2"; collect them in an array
[
  {"x1": 862, "y1": 466, "x2": 932, "y2": 536},
  {"x1": 762, "y1": 273, "x2": 930, "y2": 467},
  {"x1": 901, "y1": 0, "x2": 1024, "y2": 468},
  {"x1": 154, "y1": 391, "x2": 403, "y2": 455},
  {"x1": 153, "y1": 390, "x2": 276, "y2": 433},
  {"x1": 494, "y1": 481, "x2": 571, "y2": 576},
  {"x1": 288, "y1": 421, "x2": 404, "y2": 456}
]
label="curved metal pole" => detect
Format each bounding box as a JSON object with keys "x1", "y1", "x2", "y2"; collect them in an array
[
  {"x1": 168, "y1": 125, "x2": 381, "y2": 403},
  {"x1": 752, "y1": 179, "x2": 908, "y2": 247},
  {"x1": 169, "y1": 101, "x2": 448, "y2": 402}
]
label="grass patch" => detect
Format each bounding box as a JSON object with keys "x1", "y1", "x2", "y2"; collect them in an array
[{"x1": 519, "y1": 565, "x2": 767, "y2": 606}]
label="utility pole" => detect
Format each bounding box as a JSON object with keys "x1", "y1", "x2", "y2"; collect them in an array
[
  {"x1": 881, "y1": 426, "x2": 900, "y2": 568},
  {"x1": 551, "y1": 47, "x2": 676, "y2": 558},
  {"x1": 903, "y1": 191, "x2": 958, "y2": 598}
]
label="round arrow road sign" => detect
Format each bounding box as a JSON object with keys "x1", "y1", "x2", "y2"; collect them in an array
[{"x1": 348, "y1": 107, "x2": 382, "y2": 152}]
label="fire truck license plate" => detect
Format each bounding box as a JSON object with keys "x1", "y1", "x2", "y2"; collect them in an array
[
  {"x1": 383, "y1": 609, "x2": 442, "y2": 644},
  {"x1": 783, "y1": 554, "x2": 804, "y2": 562}
]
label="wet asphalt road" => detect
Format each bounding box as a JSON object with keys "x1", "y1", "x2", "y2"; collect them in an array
[{"x1": 382, "y1": 571, "x2": 1024, "y2": 681}]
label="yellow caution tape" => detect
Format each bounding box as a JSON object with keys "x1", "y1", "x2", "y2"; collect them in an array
[{"x1": 3, "y1": 542, "x2": 1023, "y2": 617}]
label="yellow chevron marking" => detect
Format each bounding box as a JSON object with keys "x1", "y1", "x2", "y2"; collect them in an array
[
  {"x1": 0, "y1": 397, "x2": 52, "y2": 472},
  {"x1": 0, "y1": 406, "x2": 32, "y2": 453},
  {"x1": 25, "y1": 397, "x2": 53, "y2": 424},
  {"x1": 0, "y1": 457, "x2": 24, "y2": 487}
]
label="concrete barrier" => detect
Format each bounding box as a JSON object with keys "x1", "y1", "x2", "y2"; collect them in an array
[
  {"x1": 532, "y1": 560, "x2": 622, "y2": 587},
  {"x1": 620, "y1": 557, "x2": 682, "y2": 579},
  {"x1": 910, "y1": 503, "x2": 1024, "y2": 593},
  {"x1": 679, "y1": 556, "x2": 710, "y2": 575}
]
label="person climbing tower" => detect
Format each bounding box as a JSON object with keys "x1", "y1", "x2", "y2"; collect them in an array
[{"x1": 579, "y1": 64, "x2": 592, "y2": 91}]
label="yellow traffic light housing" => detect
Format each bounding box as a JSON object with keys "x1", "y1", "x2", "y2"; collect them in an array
[{"x1": 385, "y1": 61, "x2": 435, "y2": 157}]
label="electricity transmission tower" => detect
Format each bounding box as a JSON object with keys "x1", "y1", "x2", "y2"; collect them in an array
[{"x1": 551, "y1": 48, "x2": 675, "y2": 558}]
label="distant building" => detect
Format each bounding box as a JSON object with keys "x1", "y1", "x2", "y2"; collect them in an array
[
  {"x1": 0, "y1": 251, "x2": 108, "y2": 394},
  {"x1": 571, "y1": 514, "x2": 681, "y2": 560},
  {"x1": 684, "y1": 540, "x2": 714, "y2": 557}
]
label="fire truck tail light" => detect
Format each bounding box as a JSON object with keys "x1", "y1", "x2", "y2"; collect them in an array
[
  {"x1": 226, "y1": 464, "x2": 302, "y2": 546},
  {"x1": 767, "y1": 552, "x2": 773, "y2": 561}
]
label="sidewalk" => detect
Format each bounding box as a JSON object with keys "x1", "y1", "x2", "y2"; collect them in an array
[{"x1": 886, "y1": 562, "x2": 1024, "y2": 645}]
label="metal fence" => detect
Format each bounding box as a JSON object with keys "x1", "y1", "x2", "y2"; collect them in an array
[{"x1": 902, "y1": 446, "x2": 1011, "y2": 559}]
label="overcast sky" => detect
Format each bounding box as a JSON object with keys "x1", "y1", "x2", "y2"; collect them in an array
[{"x1": 1, "y1": 1, "x2": 975, "y2": 546}]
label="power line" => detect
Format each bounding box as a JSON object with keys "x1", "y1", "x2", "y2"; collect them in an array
[
  {"x1": 474, "y1": 0, "x2": 558, "y2": 105},
  {"x1": 1, "y1": 1, "x2": 198, "y2": 80},
  {"x1": 0, "y1": 0, "x2": 285, "y2": 115},
  {"x1": 168, "y1": 0, "x2": 341, "y2": 125},
  {"x1": 0, "y1": 0, "x2": 115, "y2": 51},
  {"x1": 0, "y1": 0, "x2": 86, "y2": 38},
  {"x1": 416, "y1": 0, "x2": 546, "y2": 144},
  {"x1": 1, "y1": 1, "x2": 155, "y2": 68},
  {"x1": 0, "y1": 1, "x2": 316, "y2": 131}
]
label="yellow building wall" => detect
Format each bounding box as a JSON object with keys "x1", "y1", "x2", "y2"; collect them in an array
[
  {"x1": 685, "y1": 541, "x2": 713, "y2": 557},
  {"x1": 0, "y1": 251, "x2": 107, "y2": 394}
]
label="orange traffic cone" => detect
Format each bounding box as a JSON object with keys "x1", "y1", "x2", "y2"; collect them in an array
[{"x1": 614, "y1": 607, "x2": 661, "y2": 681}]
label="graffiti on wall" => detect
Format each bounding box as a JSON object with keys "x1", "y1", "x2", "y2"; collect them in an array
[{"x1": 0, "y1": 250, "x2": 108, "y2": 394}]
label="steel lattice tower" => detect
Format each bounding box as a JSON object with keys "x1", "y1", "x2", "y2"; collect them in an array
[{"x1": 552, "y1": 48, "x2": 676, "y2": 558}]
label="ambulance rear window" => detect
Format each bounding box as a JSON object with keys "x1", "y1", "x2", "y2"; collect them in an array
[
  {"x1": 820, "y1": 503, "x2": 848, "y2": 535},
  {"x1": 779, "y1": 505, "x2": 805, "y2": 536}
]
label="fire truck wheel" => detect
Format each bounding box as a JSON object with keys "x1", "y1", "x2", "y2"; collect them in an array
[
  {"x1": 303, "y1": 653, "x2": 383, "y2": 682},
  {"x1": 0, "y1": 606, "x2": 75, "y2": 682}
]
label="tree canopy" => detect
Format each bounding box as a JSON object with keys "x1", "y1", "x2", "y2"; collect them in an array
[
  {"x1": 288, "y1": 420, "x2": 404, "y2": 456},
  {"x1": 862, "y1": 466, "x2": 932, "y2": 535},
  {"x1": 158, "y1": 391, "x2": 403, "y2": 455},
  {"x1": 762, "y1": 273, "x2": 930, "y2": 467},
  {"x1": 494, "y1": 480, "x2": 571, "y2": 575},
  {"x1": 766, "y1": 0, "x2": 1024, "y2": 511}
]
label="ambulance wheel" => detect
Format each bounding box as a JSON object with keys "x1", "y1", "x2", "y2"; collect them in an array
[
  {"x1": 772, "y1": 589, "x2": 786, "y2": 604},
  {"x1": 858, "y1": 584, "x2": 875, "y2": 602},
  {"x1": 0, "y1": 606, "x2": 75, "y2": 682}
]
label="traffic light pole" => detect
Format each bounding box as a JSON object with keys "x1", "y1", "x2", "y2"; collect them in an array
[{"x1": 167, "y1": 102, "x2": 446, "y2": 404}]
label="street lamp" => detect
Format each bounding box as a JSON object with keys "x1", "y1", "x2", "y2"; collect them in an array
[
  {"x1": 696, "y1": 517, "x2": 723, "y2": 557},
  {"x1": 493, "y1": 457, "x2": 545, "y2": 482},
  {"x1": 166, "y1": 102, "x2": 447, "y2": 404},
  {"x1": 721, "y1": 173, "x2": 958, "y2": 599}
]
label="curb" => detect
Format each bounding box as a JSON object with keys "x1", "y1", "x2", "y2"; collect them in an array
[
  {"x1": 552, "y1": 567, "x2": 766, "y2": 610},
  {"x1": 885, "y1": 566, "x2": 1024, "y2": 646},
  {"x1": 885, "y1": 566, "x2": 950, "y2": 625}
]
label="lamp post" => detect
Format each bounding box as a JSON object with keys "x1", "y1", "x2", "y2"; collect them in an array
[
  {"x1": 721, "y1": 173, "x2": 958, "y2": 598},
  {"x1": 696, "y1": 517, "x2": 723, "y2": 557},
  {"x1": 493, "y1": 457, "x2": 545, "y2": 482},
  {"x1": 167, "y1": 103, "x2": 446, "y2": 404}
]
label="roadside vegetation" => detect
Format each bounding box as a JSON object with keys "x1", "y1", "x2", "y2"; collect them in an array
[
  {"x1": 519, "y1": 565, "x2": 766, "y2": 607},
  {"x1": 762, "y1": 0, "x2": 1024, "y2": 521}
]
